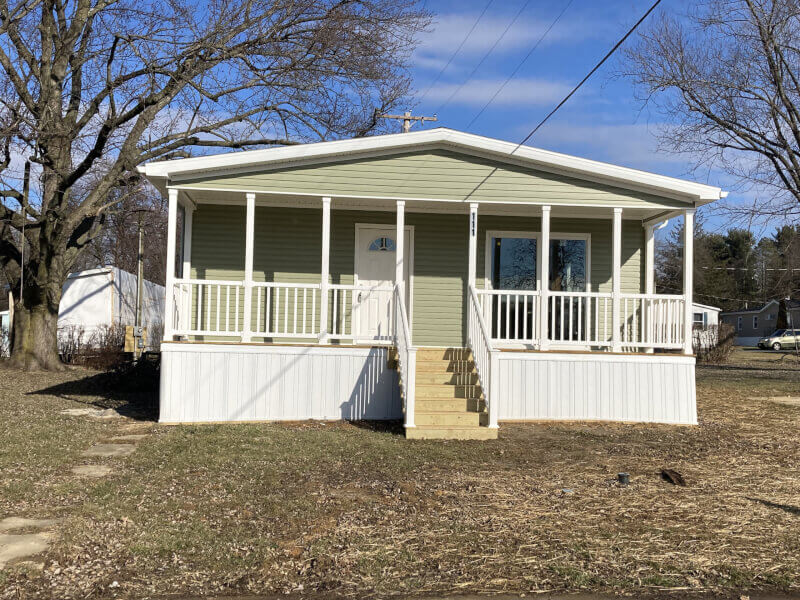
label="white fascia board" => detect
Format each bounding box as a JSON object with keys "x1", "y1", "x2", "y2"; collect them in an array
[
  {"x1": 692, "y1": 302, "x2": 721, "y2": 312},
  {"x1": 138, "y1": 128, "x2": 725, "y2": 203}
]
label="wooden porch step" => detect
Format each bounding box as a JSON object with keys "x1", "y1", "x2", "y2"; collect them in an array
[
  {"x1": 416, "y1": 397, "x2": 486, "y2": 412},
  {"x1": 415, "y1": 410, "x2": 482, "y2": 427},
  {"x1": 406, "y1": 425, "x2": 498, "y2": 441},
  {"x1": 416, "y1": 383, "x2": 483, "y2": 399},
  {"x1": 415, "y1": 371, "x2": 479, "y2": 385},
  {"x1": 415, "y1": 359, "x2": 476, "y2": 373},
  {"x1": 416, "y1": 347, "x2": 473, "y2": 361}
]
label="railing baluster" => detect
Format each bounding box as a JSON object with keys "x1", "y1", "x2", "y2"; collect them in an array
[
  {"x1": 216, "y1": 284, "x2": 221, "y2": 332},
  {"x1": 284, "y1": 287, "x2": 289, "y2": 334},
  {"x1": 311, "y1": 289, "x2": 317, "y2": 335},
  {"x1": 332, "y1": 288, "x2": 338, "y2": 337},
  {"x1": 303, "y1": 288, "x2": 308, "y2": 335},
  {"x1": 293, "y1": 287, "x2": 298, "y2": 335}
]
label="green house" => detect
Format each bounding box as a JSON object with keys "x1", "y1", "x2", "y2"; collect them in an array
[{"x1": 141, "y1": 128, "x2": 724, "y2": 438}]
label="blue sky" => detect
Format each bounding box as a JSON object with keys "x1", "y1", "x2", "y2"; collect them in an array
[{"x1": 407, "y1": 0, "x2": 774, "y2": 238}]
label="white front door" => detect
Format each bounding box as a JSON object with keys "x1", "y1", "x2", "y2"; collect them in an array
[{"x1": 355, "y1": 225, "x2": 412, "y2": 341}]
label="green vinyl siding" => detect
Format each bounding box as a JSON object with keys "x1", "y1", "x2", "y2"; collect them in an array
[
  {"x1": 179, "y1": 150, "x2": 686, "y2": 210},
  {"x1": 188, "y1": 205, "x2": 646, "y2": 346}
]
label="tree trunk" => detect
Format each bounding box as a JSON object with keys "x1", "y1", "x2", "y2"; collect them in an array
[{"x1": 8, "y1": 284, "x2": 65, "y2": 371}]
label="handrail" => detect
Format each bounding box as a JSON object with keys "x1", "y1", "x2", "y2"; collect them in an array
[
  {"x1": 469, "y1": 286, "x2": 495, "y2": 353},
  {"x1": 476, "y1": 288, "x2": 540, "y2": 297},
  {"x1": 252, "y1": 281, "x2": 320, "y2": 289},
  {"x1": 394, "y1": 284, "x2": 416, "y2": 429},
  {"x1": 467, "y1": 285, "x2": 497, "y2": 429},
  {"x1": 174, "y1": 277, "x2": 244, "y2": 286},
  {"x1": 549, "y1": 290, "x2": 612, "y2": 298},
  {"x1": 619, "y1": 292, "x2": 685, "y2": 300}
]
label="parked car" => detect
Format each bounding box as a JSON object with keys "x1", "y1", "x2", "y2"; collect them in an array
[{"x1": 758, "y1": 329, "x2": 800, "y2": 350}]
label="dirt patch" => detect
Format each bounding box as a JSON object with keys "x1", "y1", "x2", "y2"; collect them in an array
[{"x1": 1, "y1": 363, "x2": 800, "y2": 599}]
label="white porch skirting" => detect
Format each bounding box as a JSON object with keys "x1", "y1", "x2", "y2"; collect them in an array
[
  {"x1": 159, "y1": 342, "x2": 400, "y2": 423},
  {"x1": 495, "y1": 351, "x2": 697, "y2": 425}
]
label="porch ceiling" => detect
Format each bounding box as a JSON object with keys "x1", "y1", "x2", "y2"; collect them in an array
[{"x1": 178, "y1": 188, "x2": 671, "y2": 222}]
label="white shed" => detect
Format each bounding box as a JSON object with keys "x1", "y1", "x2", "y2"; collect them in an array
[
  {"x1": 692, "y1": 302, "x2": 721, "y2": 328},
  {"x1": 58, "y1": 267, "x2": 164, "y2": 346}
]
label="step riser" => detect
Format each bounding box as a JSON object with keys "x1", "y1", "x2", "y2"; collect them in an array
[
  {"x1": 415, "y1": 373, "x2": 480, "y2": 385},
  {"x1": 416, "y1": 399, "x2": 486, "y2": 412},
  {"x1": 415, "y1": 361, "x2": 476, "y2": 374},
  {"x1": 406, "y1": 427, "x2": 498, "y2": 440},
  {"x1": 416, "y1": 385, "x2": 483, "y2": 399},
  {"x1": 416, "y1": 348, "x2": 473, "y2": 361},
  {"x1": 416, "y1": 412, "x2": 481, "y2": 427}
]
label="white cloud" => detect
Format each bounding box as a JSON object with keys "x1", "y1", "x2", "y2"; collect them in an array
[
  {"x1": 524, "y1": 121, "x2": 690, "y2": 172},
  {"x1": 424, "y1": 77, "x2": 572, "y2": 107},
  {"x1": 413, "y1": 12, "x2": 578, "y2": 71}
]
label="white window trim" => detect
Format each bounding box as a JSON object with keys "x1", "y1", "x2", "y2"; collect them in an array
[
  {"x1": 753, "y1": 315, "x2": 758, "y2": 329},
  {"x1": 483, "y1": 230, "x2": 592, "y2": 292}
]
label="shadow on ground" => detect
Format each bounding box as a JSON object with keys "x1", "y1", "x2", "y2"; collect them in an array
[
  {"x1": 749, "y1": 497, "x2": 800, "y2": 517},
  {"x1": 27, "y1": 358, "x2": 159, "y2": 421}
]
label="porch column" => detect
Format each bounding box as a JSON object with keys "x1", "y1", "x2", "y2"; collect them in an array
[
  {"x1": 163, "y1": 188, "x2": 179, "y2": 341},
  {"x1": 683, "y1": 207, "x2": 696, "y2": 355},
  {"x1": 241, "y1": 192, "x2": 256, "y2": 342},
  {"x1": 182, "y1": 204, "x2": 194, "y2": 280},
  {"x1": 539, "y1": 205, "x2": 551, "y2": 351},
  {"x1": 319, "y1": 197, "x2": 331, "y2": 343},
  {"x1": 396, "y1": 201, "x2": 405, "y2": 294},
  {"x1": 611, "y1": 207, "x2": 623, "y2": 352},
  {"x1": 644, "y1": 222, "x2": 655, "y2": 354},
  {"x1": 468, "y1": 202, "x2": 478, "y2": 289}
]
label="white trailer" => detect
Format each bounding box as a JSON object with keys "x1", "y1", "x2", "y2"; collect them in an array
[{"x1": 58, "y1": 266, "x2": 164, "y2": 348}]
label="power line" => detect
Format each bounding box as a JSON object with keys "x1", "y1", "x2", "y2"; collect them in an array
[
  {"x1": 463, "y1": 0, "x2": 662, "y2": 202},
  {"x1": 466, "y1": 0, "x2": 574, "y2": 129},
  {"x1": 517, "y1": 0, "x2": 662, "y2": 147},
  {"x1": 435, "y1": 0, "x2": 534, "y2": 116},
  {"x1": 417, "y1": 0, "x2": 495, "y2": 104}
]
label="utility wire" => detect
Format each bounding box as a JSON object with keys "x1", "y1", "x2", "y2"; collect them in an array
[
  {"x1": 463, "y1": 0, "x2": 663, "y2": 202},
  {"x1": 435, "y1": 0, "x2": 534, "y2": 116},
  {"x1": 517, "y1": 0, "x2": 662, "y2": 147},
  {"x1": 466, "y1": 0, "x2": 574, "y2": 129},
  {"x1": 417, "y1": 0, "x2": 495, "y2": 104}
]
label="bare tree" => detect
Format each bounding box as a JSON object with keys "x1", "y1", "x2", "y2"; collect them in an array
[
  {"x1": 621, "y1": 0, "x2": 800, "y2": 220},
  {"x1": 0, "y1": 0, "x2": 428, "y2": 370}
]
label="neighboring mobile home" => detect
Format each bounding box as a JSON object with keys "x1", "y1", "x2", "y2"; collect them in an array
[
  {"x1": 140, "y1": 128, "x2": 725, "y2": 439},
  {"x1": 720, "y1": 301, "x2": 780, "y2": 346}
]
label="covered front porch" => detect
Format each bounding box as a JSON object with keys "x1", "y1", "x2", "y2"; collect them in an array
[
  {"x1": 164, "y1": 191, "x2": 695, "y2": 351},
  {"x1": 159, "y1": 189, "x2": 697, "y2": 432}
]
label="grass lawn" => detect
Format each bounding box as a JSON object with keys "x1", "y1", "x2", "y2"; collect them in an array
[{"x1": 1, "y1": 353, "x2": 799, "y2": 599}]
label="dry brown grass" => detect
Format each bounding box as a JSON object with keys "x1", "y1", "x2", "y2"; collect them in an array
[{"x1": 1, "y1": 357, "x2": 799, "y2": 599}]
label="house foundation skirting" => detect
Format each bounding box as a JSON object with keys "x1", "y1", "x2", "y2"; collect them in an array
[
  {"x1": 495, "y1": 351, "x2": 697, "y2": 425},
  {"x1": 159, "y1": 342, "x2": 400, "y2": 423},
  {"x1": 159, "y1": 343, "x2": 697, "y2": 426}
]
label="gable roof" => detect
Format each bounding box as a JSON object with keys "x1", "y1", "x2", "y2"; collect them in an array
[
  {"x1": 721, "y1": 300, "x2": 780, "y2": 315},
  {"x1": 140, "y1": 128, "x2": 725, "y2": 205}
]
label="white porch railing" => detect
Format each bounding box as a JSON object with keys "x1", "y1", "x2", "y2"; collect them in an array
[
  {"x1": 172, "y1": 278, "x2": 397, "y2": 342},
  {"x1": 475, "y1": 287, "x2": 686, "y2": 350},
  {"x1": 327, "y1": 284, "x2": 395, "y2": 341},
  {"x1": 173, "y1": 278, "x2": 245, "y2": 336},
  {"x1": 253, "y1": 282, "x2": 320, "y2": 339},
  {"x1": 548, "y1": 291, "x2": 613, "y2": 346},
  {"x1": 620, "y1": 293, "x2": 685, "y2": 349},
  {"x1": 476, "y1": 289, "x2": 540, "y2": 345},
  {"x1": 394, "y1": 284, "x2": 416, "y2": 429},
  {"x1": 468, "y1": 286, "x2": 498, "y2": 428}
]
